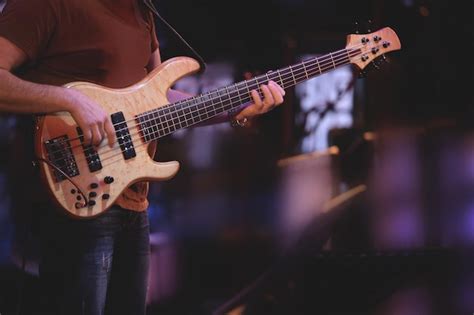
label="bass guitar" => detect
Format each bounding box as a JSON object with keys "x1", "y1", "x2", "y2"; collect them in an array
[{"x1": 35, "y1": 27, "x2": 401, "y2": 217}]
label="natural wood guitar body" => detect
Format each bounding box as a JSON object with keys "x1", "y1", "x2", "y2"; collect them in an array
[{"x1": 36, "y1": 57, "x2": 201, "y2": 217}]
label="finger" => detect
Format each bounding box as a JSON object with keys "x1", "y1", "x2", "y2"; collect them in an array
[
  {"x1": 268, "y1": 83, "x2": 284, "y2": 106},
  {"x1": 82, "y1": 128, "x2": 92, "y2": 146},
  {"x1": 261, "y1": 85, "x2": 274, "y2": 111},
  {"x1": 251, "y1": 90, "x2": 263, "y2": 110},
  {"x1": 236, "y1": 106, "x2": 258, "y2": 120},
  {"x1": 97, "y1": 120, "x2": 105, "y2": 142},
  {"x1": 104, "y1": 119, "x2": 116, "y2": 147},
  {"x1": 269, "y1": 80, "x2": 286, "y2": 96},
  {"x1": 90, "y1": 124, "x2": 103, "y2": 147}
]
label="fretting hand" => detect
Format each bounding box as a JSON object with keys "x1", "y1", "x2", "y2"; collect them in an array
[{"x1": 235, "y1": 80, "x2": 285, "y2": 122}]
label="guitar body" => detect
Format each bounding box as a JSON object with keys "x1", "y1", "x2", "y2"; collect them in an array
[{"x1": 35, "y1": 57, "x2": 201, "y2": 218}]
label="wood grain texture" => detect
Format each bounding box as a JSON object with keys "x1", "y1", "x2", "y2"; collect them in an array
[
  {"x1": 35, "y1": 57, "x2": 201, "y2": 218},
  {"x1": 346, "y1": 27, "x2": 401, "y2": 70}
]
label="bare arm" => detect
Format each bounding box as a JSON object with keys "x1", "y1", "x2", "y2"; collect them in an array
[
  {"x1": 0, "y1": 38, "x2": 68, "y2": 114},
  {"x1": 0, "y1": 37, "x2": 115, "y2": 146}
]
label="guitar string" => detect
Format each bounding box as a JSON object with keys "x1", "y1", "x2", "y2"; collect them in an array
[
  {"x1": 45, "y1": 48, "x2": 361, "y2": 165},
  {"x1": 132, "y1": 49, "x2": 361, "y2": 138},
  {"x1": 45, "y1": 44, "x2": 365, "y2": 152},
  {"x1": 96, "y1": 47, "x2": 385, "y2": 166},
  {"x1": 45, "y1": 45, "x2": 367, "y2": 160},
  {"x1": 47, "y1": 48, "x2": 376, "y2": 170},
  {"x1": 47, "y1": 48, "x2": 369, "y2": 169},
  {"x1": 99, "y1": 51, "x2": 372, "y2": 169},
  {"x1": 47, "y1": 48, "x2": 372, "y2": 168}
]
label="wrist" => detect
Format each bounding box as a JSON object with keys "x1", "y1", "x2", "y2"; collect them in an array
[{"x1": 54, "y1": 87, "x2": 79, "y2": 113}]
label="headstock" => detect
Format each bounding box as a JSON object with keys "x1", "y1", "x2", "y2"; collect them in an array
[{"x1": 346, "y1": 27, "x2": 401, "y2": 70}]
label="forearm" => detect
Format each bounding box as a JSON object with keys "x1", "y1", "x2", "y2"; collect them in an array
[{"x1": 0, "y1": 69, "x2": 70, "y2": 114}]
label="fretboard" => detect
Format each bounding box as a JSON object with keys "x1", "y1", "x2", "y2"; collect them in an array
[{"x1": 138, "y1": 47, "x2": 361, "y2": 142}]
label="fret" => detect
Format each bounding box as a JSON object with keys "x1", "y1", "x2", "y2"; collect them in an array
[
  {"x1": 189, "y1": 102, "x2": 200, "y2": 123},
  {"x1": 151, "y1": 112, "x2": 159, "y2": 140},
  {"x1": 201, "y1": 91, "x2": 211, "y2": 117},
  {"x1": 244, "y1": 78, "x2": 253, "y2": 92},
  {"x1": 244, "y1": 80, "x2": 252, "y2": 99},
  {"x1": 217, "y1": 89, "x2": 225, "y2": 114},
  {"x1": 198, "y1": 106, "x2": 208, "y2": 120},
  {"x1": 240, "y1": 82, "x2": 252, "y2": 104},
  {"x1": 178, "y1": 104, "x2": 188, "y2": 128},
  {"x1": 227, "y1": 84, "x2": 239, "y2": 108},
  {"x1": 138, "y1": 115, "x2": 146, "y2": 141},
  {"x1": 345, "y1": 48, "x2": 351, "y2": 62},
  {"x1": 294, "y1": 63, "x2": 306, "y2": 84},
  {"x1": 217, "y1": 89, "x2": 228, "y2": 112},
  {"x1": 315, "y1": 57, "x2": 322, "y2": 74},
  {"x1": 209, "y1": 91, "x2": 219, "y2": 116},
  {"x1": 234, "y1": 83, "x2": 244, "y2": 106},
  {"x1": 171, "y1": 109, "x2": 181, "y2": 129},
  {"x1": 171, "y1": 117, "x2": 180, "y2": 132},
  {"x1": 176, "y1": 102, "x2": 188, "y2": 128},
  {"x1": 267, "y1": 71, "x2": 277, "y2": 84},
  {"x1": 156, "y1": 113, "x2": 165, "y2": 139},
  {"x1": 329, "y1": 52, "x2": 336, "y2": 68},
  {"x1": 161, "y1": 107, "x2": 171, "y2": 133},
  {"x1": 198, "y1": 103, "x2": 208, "y2": 121},
  {"x1": 156, "y1": 113, "x2": 166, "y2": 138},
  {"x1": 257, "y1": 76, "x2": 267, "y2": 98},
  {"x1": 301, "y1": 61, "x2": 309, "y2": 79},
  {"x1": 223, "y1": 86, "x2": 236, "y2": 111},
  {"x1": 166, "y1": 107, "x2": 175, "y2": 133},
  {"x1": 188, "y1": 97, "x2": 200, "y2": 125},
  {"x1": 289, "y1": 65, "x2": 297, "y2": 86},
  {"x1": 234, "y1": 84, "x2": 244, "y2": 105},
  {"x1": 197, "y1": 94, "x2": 210, "y2": 120},
  {"x1": 214, "y1": 89, "x2": 223, "y2": 116},
  {"x1": 276, "y1": 69, "x2": 285, "y2": 89},
  {"x1": 252, "y1": 77, "x2": 262, "y2": 98},
  {"x1": 265, "y1": 72, "x2": 271, "y2": 84},
  {"x1": 184, "y1": 109, "x2": 193, "y2": 124},
  {"x1": 223, "y1": 86, "x2": 231, "y2": 109}
]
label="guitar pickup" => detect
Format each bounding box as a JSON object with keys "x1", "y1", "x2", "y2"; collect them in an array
[
  {"x1": 111, "y1": 111, "x2": 136, "y2": 160},
  {"x1": 77, "y1": 127, "x2": 103, "y2": 173}
]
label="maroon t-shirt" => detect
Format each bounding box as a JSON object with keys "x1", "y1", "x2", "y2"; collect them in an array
[{"x1": 0, "y1": 0, "x2": 160, "y2": 211}]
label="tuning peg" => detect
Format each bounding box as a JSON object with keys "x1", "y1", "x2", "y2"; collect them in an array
[
  {"x1": 358, "y1": 69, "x2": 367, "y2": 78},
  {"x1": 371, "y1": 61, "x2": 380, "y2": 70},
  {"x1": 381, "y1": 54, "x2": 389, "y2": 63},
  {"x1": 367, "y1": 19, "x2": 373, "y2": 33},
  {"x1": 354, "y1": 21, "x2": 360, "y2": 34}
]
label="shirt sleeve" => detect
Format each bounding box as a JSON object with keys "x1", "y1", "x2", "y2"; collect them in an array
[{"x1": 0, "y1": 0, "x2": 57, "y2": 61}]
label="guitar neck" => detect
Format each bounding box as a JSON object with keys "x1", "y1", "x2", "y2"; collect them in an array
[{"x1": 138, "y1": 47, "x2": 361, "y2": 142}]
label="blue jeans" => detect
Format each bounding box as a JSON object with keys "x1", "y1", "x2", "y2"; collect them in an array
[{"x1": 39, "y1": 206, "x2": 150, "y2": 315}]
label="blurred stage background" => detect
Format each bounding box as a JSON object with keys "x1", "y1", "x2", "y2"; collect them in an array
[{"x1": 0, "y1": 0, "x2": 473, "y2": 314}]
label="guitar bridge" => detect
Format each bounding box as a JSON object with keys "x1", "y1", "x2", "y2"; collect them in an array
[{"x1": 44, "y1": 135, "x2": 80, "y2": 182}]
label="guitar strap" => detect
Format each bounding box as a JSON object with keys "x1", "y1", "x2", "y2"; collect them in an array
[{"x1": 143, "y1": 0, "x2": 207, "y2": 74}]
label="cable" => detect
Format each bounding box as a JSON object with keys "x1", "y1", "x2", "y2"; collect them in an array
[{"x1": 143, "y1": 0, "x2": 207, "y2": 74}]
